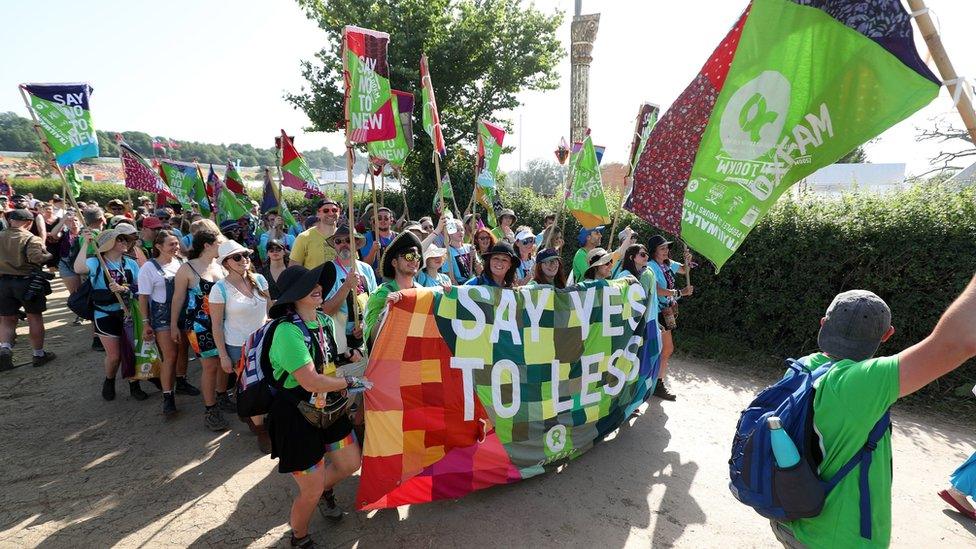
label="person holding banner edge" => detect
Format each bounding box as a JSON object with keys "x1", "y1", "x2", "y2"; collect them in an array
[
  {"x1": 647, "y1": 234, "x2": 694, "y2": 401},
  {"x1": 364, "y1": 231, "x2": 423, "y2": 346}
]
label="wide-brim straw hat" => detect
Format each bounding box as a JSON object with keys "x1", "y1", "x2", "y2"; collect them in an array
[
  {"x1": 96, "y1": 229, "x2": 123, "y2": 253},
  {"x1": 326, "y1": 224, "x2": 366, "y2": 247},
  {"x1": 584, "y1": 247, "x2": 613, "y2": 278}
]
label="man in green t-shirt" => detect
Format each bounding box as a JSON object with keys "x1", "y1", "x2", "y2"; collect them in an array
[
  {"x1": 364, "y1": 231, "x2": 422, "y2": 345},
  {"x1": 772, "y1": 279, "x2": 976, "y2": 549}
]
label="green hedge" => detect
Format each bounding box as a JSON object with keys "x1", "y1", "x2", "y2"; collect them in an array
[{"x1": 12, "y1": 177, "x2": 975, "y2": 402}]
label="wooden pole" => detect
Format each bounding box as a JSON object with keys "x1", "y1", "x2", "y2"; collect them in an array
[
  {"x1": 344, "y1": 142, "x2": 360, "y2": 325},
  {"x1": 380, "y1": 171, "x2": 386, "y2": 209},
  {"x1": 433, "y1": 150, "x2": 445, "y2": 216},
  {"x1": 543, "y1": 163, "x2": 575, "y2": 250},
  {"x1": 907, "y1": 0, "x2": 976, "y2": 143},
  {"x1": 396, "y1": 170, "x2": 410, "y2": 221},
  {"x1": 18, "y1": 85, "x2": 126, "y2": 312},
  {"x1": 369, "y1": 171, "x2": 379, "y2": 237}
]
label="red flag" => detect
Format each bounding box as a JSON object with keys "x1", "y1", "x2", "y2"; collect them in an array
[{"x1": 118, "y1": 138, "x2": 174, "y2": 199}]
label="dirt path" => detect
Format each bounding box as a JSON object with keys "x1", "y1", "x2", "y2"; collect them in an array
[{"x1": 1, "y1": 282, "x2": 974, "y2": 548}]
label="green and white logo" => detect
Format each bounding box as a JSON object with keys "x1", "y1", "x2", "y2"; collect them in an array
[{"x1": 719, "y1": 71, "x2": 791, "y2": 161}]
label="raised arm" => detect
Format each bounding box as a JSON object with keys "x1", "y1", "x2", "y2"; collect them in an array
[{"x1": 898, "y1": 273, "x2": 976, "y2": 397}]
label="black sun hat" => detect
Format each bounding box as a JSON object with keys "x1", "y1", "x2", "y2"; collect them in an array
[
  {"x1": 268, "y1": 264, "x2": 329, "y2": 318},
  {"x1": 481, "y1": 242, "x2": 521, "y2": 270},
  {"x1": 380, "y1": 230, "x2": 423, "y2": 279}
]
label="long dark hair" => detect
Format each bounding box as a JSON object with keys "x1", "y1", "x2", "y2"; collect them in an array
[
  {"x1": 532, "y1": 259, "x2": 567, "y2": 289},
  {"x1": 188, "y1": 229, "x2": 218, "y2": 259},
  {"x1": 150, "y1": 229, "x2": 177, "y2": 259},
  {"x1": 620, "y1": 244, "x2": 648, "y2": 278},
  {"x1": 485, "y1": 254, "x2": 517, "y2": 288}
]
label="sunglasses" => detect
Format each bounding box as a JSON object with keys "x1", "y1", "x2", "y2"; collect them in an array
[
  {"x1": 398, "y1": 251, "x2": 421, "y2": 263},
  {"x1": 519, "y1": 238, "x2": 535, "y2": 245},
  {"x1": 320, "y1": 207, "x2": 339, "y2": 214},
  {"x1": 267, "y1": 247, "x2": 284, "y2": 253},
  {"x1": 229, "y1": 253, "x2": 250, "y2": 262},
  {"x1": 333, "y1": 237, "x2": 350, "y2": 245}
]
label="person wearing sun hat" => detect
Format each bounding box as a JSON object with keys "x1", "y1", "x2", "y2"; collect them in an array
[
  {"x1": 417, "y1": 244, "x2": 452, "y2": 288},
  {"x1": 525, "y1": 247, "x2": 568, "y2": 288},
  {"x1": 321, "y1": 224, "x2": 376, "y2": 355},
  {"x1": 490, "y1": 208, "x2": 517, "y2": 244},
  {"x1": 582, "y1": 247, "x2": 616, "y2": 281},
  {"x1": 465, "y1": 241, "x2": 520, "y2": 288},
  {"x1": 73, "y1": 227, "x2": 147, "y2": 401},
  {"x1": 363, "y1": 231, "x2": 423, "y2": 344},
  {"x1": 261, "y1": 263, "x2": 370, "y2": 543}
]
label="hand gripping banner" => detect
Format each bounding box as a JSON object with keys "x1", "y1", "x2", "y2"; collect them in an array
[{"x1": 356, "y1": 278, "x2": 661, "y2": 509}]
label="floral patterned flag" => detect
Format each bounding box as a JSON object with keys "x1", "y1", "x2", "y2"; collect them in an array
[
  {"x1": 118, "y1": 138, "x2": 174, "y2": 199},
  {"x1": 625, "y1": 0, "x2": 940, "y2": 270}
]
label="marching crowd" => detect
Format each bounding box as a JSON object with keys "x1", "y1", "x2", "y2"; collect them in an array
[{"x1": 3, "y1": 177, "x2": 976, "y2": 548}]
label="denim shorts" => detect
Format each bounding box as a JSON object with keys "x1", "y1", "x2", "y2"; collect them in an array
[
  {"x1": 226, "y1": 344, "x2": 243, "y2": 364},
  {"x1": 58, "y1": 258, "x2": 76, "y2": 279},
  {"x1": 149, "y1": 300, "x2": 172, "y2": 331}
]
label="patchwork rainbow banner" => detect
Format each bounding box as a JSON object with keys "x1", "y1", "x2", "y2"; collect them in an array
[
  {"x1": 625, "y1": 0, "x2": 940, "y2": 271},
  {"x1": 357, "y1": 279, "x2": 661, "y2": 509}
]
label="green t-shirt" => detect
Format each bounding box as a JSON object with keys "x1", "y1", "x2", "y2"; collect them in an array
[
  {"x1": 785, "y1": 352, "x2": 900, "y2": 548},
  {"x1": 364, "y1": 280, "x2": 399, "y2": 343},
  {"x1": 572, "y1": 248, "x2": 588, "y2": 282},
  {"x1": 269, "y1": 313, "x2": 335, "y2": 389}
]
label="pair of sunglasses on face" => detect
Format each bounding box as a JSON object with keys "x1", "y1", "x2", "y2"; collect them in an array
[
  {"x1": 267, "y1": 247, "x2": 284, "y2": 253},
  {"x1": 228, "y1": 252, "x2": 250, "y2": 262},
  {"x1": 398, "y1": 250, "x2": 421, "y2": 263}
]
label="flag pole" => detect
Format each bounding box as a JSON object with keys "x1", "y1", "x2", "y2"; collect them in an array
[
  {"x1": 544, "y1": 161, "x2": 575, "y2": 250},
  {"x1": 18, "y1": 85, "x2": 126, "y2": 312},
  {"x1": 344, "y1": 141, "x2": 360, "y2": 326},
  {"x1": 907, "y1": 0, "x2": 976, "y2": 143},
  {"x1": 370, "y1": 171, "x2": 379, "y2": 236},
  {"x1": 433, "y1": 150, "x2": 445, "y2": 215}
]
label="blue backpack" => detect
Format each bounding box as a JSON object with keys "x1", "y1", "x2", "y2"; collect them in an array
[{"x1": 728, "y1": 358, "x2": 891, "y2": 540}]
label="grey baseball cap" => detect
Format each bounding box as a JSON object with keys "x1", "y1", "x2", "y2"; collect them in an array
[{"x1": 817, "y1": 290, "x2": 892, "y2": 362}]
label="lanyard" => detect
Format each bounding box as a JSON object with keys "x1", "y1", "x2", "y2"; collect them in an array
[{"x1": 335, "y1": 260, "x2": 364, "y2": 294}]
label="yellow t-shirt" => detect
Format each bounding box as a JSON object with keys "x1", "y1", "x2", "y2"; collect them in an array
[{"x1": 290, "y1": 226, "x2": 336, "y2": 269}]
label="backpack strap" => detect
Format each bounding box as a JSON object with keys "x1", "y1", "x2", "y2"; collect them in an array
[{"x1": 822, "y1": 410, "x2": 891, "y2": 539}]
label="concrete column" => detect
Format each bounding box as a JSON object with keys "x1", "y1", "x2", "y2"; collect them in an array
[{"x1": 570, "y1": 13, "x2": 600, "y2": 144}]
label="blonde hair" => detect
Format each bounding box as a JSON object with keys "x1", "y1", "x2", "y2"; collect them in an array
[{"x1": 189, "y1": 218, "x2": 227, "y2": 243}]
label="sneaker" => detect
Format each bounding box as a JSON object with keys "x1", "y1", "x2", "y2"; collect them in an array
[
  {"x1": 73, "y1": 316, "x2": 84, "y2": 325},
  {"x1": 102, "y1": 378, "x2": 116, "y2": 401},
  {"x1": 175, "y1": 377, "x2": 201, "y2": 396},
  {"x1": 204, "y1": 406, "x2": 229, "y2": 431},
  {"x1": 147, "y1": 377, "x2": 163, "y2": 391},
  {"x1": 32, "y1": 351, "x2": 56, "y2": 368},
  {"x1": 290, "y1": 534, "x2": 315, "y2": 548},
  {"x1": 216, "y1": 392, "x2": 237, "y2": 414},
  {"x1": 319, "y1": 490, "x2": 343, "y2": 521},
  {"x1": 91, "y1": 337, "x2": 104, "y2": 352},
  {"x1": 653, "y1": 379, "x2": 677, "y2": 401},
  {"x1": 162, "y1": 393, "x2": 177, "y2": 416},
  {"x1": 129, "y1": 381, "x2": 149, "y2": 401},
  {"x1": 0, "y1": 348, "x2": 12, "y2": 372}
]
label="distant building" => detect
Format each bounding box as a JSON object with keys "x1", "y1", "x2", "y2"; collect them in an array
[
  {"x1": 946, "y1": 161, "x2": 976, "y2": 186},
  {"x1": 795, "y1": 163, "x2": 907, "y2": 197}
]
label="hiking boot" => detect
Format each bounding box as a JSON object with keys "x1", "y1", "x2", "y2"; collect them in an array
[
  {"x1": 254, "y1": 423, "x2": 272, "y2": 455},
  {"x1": 204, "y1": 406, "x2": 229, "y2": 431},
  {"x1": 32, "y1": 351, "x2": 56, "y2": 368},
  {"x1": 319, "y1": 490, "x2": 343, "y2": 521},
  {"x1": 129, "y1": 381, "x2": 149, "y2": 401},
  {"x1": 91, "y1": 337, "x2": 104, "y2": 352},
  {"x1": 290, "y1": 534, "x2": 315, "y2": 548},
  {"x1": 216, "y1": 391, "x2": 237, "y2": 414},
  {"x1": 147, "y1": 377, "x2": 163, "y2": 391},
  {"x1": 0, "y1": 348, "x2": 12, "y2": 372},
  {"x1": 653, "y1": 379, "x2": 677, "y2": 401},
  {"x1": 175, "y1": 377, "x2": 201, "y2": 396},
  {"x1": 102, "y1": 377, "x2": 116, "y2": 401},
  {"x1": 162, "y1": 393, "x2": 177, "y2": 417}
]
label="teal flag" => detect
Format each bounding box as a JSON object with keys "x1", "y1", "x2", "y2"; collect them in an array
[{"x1": 21, "y1": 83, "x2": 98, "y2": 166}]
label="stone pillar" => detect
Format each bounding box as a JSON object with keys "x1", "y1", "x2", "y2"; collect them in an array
[{"x1": 570, "y1": 13, "x2": 600, "y2": 144}]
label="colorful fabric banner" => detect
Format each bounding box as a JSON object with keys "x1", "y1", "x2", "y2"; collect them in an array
[
  {"x1": 420, "y1": 54, "x2": 447, "y2": 157},
  {"x1": 357, "y1": 279, "x2": 660, "y2": 509},
  {"x1": 476, "y1": 121, "x2": 505, "y2": 189},
  {"x1": 159, "y1": 160, "x2": 204, "y2": 212},
  {"x1": 223, "y1": 162, "x2": 246, "y2": 195},
  {"x1": 475, "y1": 185, "x2": 500, "y2": 227},
  {"x1": 344, "y1": 26, "x2": 396, "y2": 143},
  {"x1": 20, "y1": 83, "x2": 99, "y2": 166},
  {"x1": 280, "y1": 131, "x2": 324, "y2": 197},
  {"x1": 628, "y1": 103, "x2": 660, "y2": 173},
  {"x1": 625, "y1": 0, "x2": 940, "y2": 270},
  {"x1": 212, "y1": 165, "x2": 250, "y2": 224},
  {"x1": 431, "y1": 173, "x2": 454, "y2": 215},
  {"x1": 64, "y1": 165, "x2": 82, "y2": 199},
  {"x1": 567, "y1": 134, "x2": 610, "y2": 229},
  {"x1": 119, "y1": 139, "x2": 173, "y2": 199},
  {"x1": 367, "y1": 90, "x2": 416, "y2": 169}
]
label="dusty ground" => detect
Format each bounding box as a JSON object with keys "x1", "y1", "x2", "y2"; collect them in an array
[{"x1": 1, "y1": 281, "x2": 974, "y2": 548}]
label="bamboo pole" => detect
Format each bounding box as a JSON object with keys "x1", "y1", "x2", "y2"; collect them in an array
[
  {"x1": 907, "y1": 0, "x2": 976, "y2": 144},
  {"x1": 369, "y1": 171, "x2": 379, "y2": 237},
  {"x1": 543, "y1": 162, "x2": 575, "y2": 250},
  {"x1": 396, "y1": 170, "x2": 410, "y2": 221},
  {"x1": 18, "y1": 85, "x2": 126, "y2": 312},
  {"x1": 380, "y1": 171, "x2": 386, "y2": 209},
  {"x1": 344, "y1": 143, "x2": 360, "y2": 325}
]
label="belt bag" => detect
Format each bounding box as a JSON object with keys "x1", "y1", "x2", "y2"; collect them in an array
[
  {"x1": 662, "y1": 303, "x2": 678, "y2": 330},
  {"x1": 296, "y1": 392, "x2": 355, "y2": 430}
]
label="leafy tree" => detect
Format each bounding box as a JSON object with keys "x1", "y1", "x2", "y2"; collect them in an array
[
  {"x1": 0, "y1": 112, "x2": 41, "y2": 152},
  {"x1": 837, "y1": 145, "x2": 868, "y2": 164},
  {"x1": 507, "y1": 158, "x2": 566, "y2": 196},
  {"x1": 287, "y1": 0, "x2": 565, "y2": 213}
]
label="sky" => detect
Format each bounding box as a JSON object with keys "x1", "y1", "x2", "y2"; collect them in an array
[{"x1": 1, "y1": 0, "x2": 973, "y2": 177}]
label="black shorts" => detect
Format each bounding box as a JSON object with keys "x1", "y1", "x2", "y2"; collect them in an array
[
  {"x1": 268, "y1": 395, "x2": 355, "y2": 474},
  {"x1": 93, "y1": 313, "x2": 125, "y2": 338},
  {"x1": 0, "y1": 276, "x2": 46, "y2": 315}
]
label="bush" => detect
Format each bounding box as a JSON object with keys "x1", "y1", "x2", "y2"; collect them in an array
[{"x1": 10, "y1": 178, "x2": 132, "y2": 205}]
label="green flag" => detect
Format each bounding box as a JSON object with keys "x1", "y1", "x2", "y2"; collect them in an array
[
  {"x1": 215, "y1": 164, "x2": 251, "y2": 224},
  {"x1": 367, "y1": 90, "x2": 415, "y2": 168},
  {"x1": 476, "y1": 121, "x2": 505, "y2": 188},
  {"x1": 64, "y1": 165, "x2": 83, "y2": 199},
  {"x1": 567, "y1": 135, "x2": 611, "y2": 229},
  {"x1": 625, "y1": 0, "x2": 940, "y2": 270},
  {"x1": 20, "y1": 83, "x2": 99, "y2": 166},
  {"x1": 343, "y1": 26, "x2": 396, "y2": 143},
  {"x1": 159, "y1": 160, "x2": 203, "y2": 212},
  {"x1": 432, "y1": 173, "x2": 454, "y2": 215}
]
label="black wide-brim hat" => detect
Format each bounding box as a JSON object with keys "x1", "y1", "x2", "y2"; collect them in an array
[
  {"x1": 481, "y1": 242, "x2": 521, "y2": 270},
  {"x1": 269, "y1": 264, "x2": 329, "y2": 318},
  {"x1": 647, "y1": 234, "x2": 672, "y2": 250},
  {"x1": 381, "y1": 230, "x2": 423, "y2": 279}
]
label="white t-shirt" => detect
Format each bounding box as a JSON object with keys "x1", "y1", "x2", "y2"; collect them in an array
[
  {"x1": 209, "y1": 274, "x2": 269, "y2": 346},
  {"x1": 137, "y1": 257, "x2": 183, "y2": 303}
]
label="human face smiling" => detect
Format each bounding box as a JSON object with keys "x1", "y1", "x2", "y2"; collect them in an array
[
  {"x1": 541, "y1": 258, "x2": 561, "y2": 278},
  {"x1": 318, "y1": 204, "x2": 339, "y2": 224},
  {"x1": 489, "y1": 254, "x2": 511, "y2": 278},
  {"x1": 298, "y1": 284, "x2": 324, "y2": 308}
]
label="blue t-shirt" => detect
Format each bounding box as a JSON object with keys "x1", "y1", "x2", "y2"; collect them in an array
[
  {"x1": 359, "y1": 230, "x2": 396, "y2": 274},
  {"x1": 464, "y1": 274, "x2": 502, "y2": 287},
  {"x1": 442, "y1": 244, "x2": 474, "y2": 282},
  {"x1": 647, "y1": 260, "x2": 681, "y2": 309},
  {"x1": 323, "y1": 260, "x2": 377, "y2": 334},
  {"x1": 416, "y1": 270, "x2": 451, "y2": 288},
  {"x1": 87, "y1": 256, "x2": 140, "y2": 319}
]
